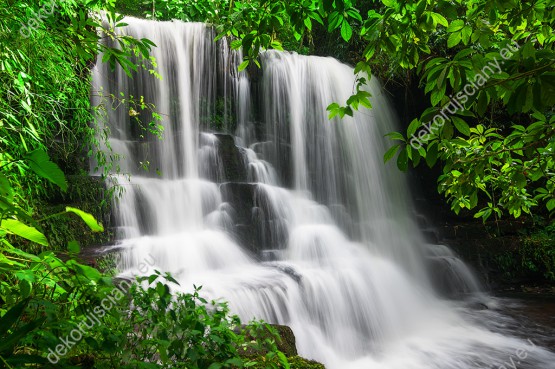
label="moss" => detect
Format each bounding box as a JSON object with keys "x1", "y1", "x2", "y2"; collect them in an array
[
  {"x1": 37, "y1": 175, "x2": 114, "y2": 251},
  {"x1": 287, "y1": 356, "x2": 326, "y2": 369},
  {"x1": 272, "y1": 325, "x2": 297, "y2": 357},
  {"x1": 247, "y1": 356, "x2": 326, "y2": 369},
  {"x1": 493, "y1": 230, "x2": 555, "y2": 283}
]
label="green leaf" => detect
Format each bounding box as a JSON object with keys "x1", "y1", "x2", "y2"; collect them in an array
[
  {"x1": 68, "y1": 240, "x2": 80, "y2": 254},
  {"x1": 238, "y1": 60, "x2": 249, "y2": 72},
  {"x1": 68, "y1": 261, "x2": 102, "y2": 282},
  {"x1": 407, "y1": 118, "x2": 421, "y2": 138},
  {"x1": 461, "y1": 26, "x2": 472, "y2": 45},
  {"x1": 304, "y1": 17, "x2": 312, "y2": 31},
  {"x1": 426, "y1": 142, "x2": 439, "y2": 168},
  {"x1": 447, "y1": 32, "x2": 462, "y2": 48},
  {"x1": 384, "y1": 144, "x2": 400, "y2": 163},
  {"x1": 397, "y1": 147, "x2": 408, "y2": 171},
  {"x1": 447, "y1": 20, "x2": 465, "y2": 33},
  {"x1": 19, "y1": 279, "x2": 32, "y2": 298},
  {"x1": 385, "y1": 131, "x2": 405, "y2": 141},
  {"x1": 442, "y1": 121, "x2": 454, "y2": 139},
  {"x1": 25, "y1": 150, "x2": 68, "y2": 191},
  {"x1": 512, "y1": 173, "x2": 527, "y2": 188},
  {"x1": 0, "y1": 174, "x2": 14, "y2": 207},
  {"x1": 451, "y1": 117, "x2": 470, "y2": 136},
  {"x1": 431, "y1": 13, "x2": 448, "y2": 27},
  {"x1": 270, "y1": 41, "x2": 284, "y2": 51},
  {"x1": 230, "y1": 40, "x2": 242, "y2": 49},
  {"x1": 277, "y1": 351, "x2": 290, "y2": 369},
  {"x1": 65, "y1": 207, "x2": 104, "y2": 232},
  {"x1": 340, "y1": 21, "x2": 353, "y2": 41},
  {"x1": 0, "y1": 219, "x2": 48, "y2": 246},
  {"x1": 0, "y1": 298, "x2": 30, "y2": 337}
]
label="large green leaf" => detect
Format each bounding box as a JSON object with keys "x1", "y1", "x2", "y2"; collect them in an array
[
  {"x1": 25, "y1": 149, "x2": 68, "y2": 192},
  {"x1": 0, "y1": 298, "x2": 30, "y2": 337},
  {"x1": 65, "y1": 207, "x2": 104, "y2": 232},
  {"x1": 340, "y1": 21, "x2": 353, "y2": 41},
  {"x1": 0, "y1": 219, "x2": 48, "y2": 246},
  {"x1": 0, "y1": 316, "x2": 46, "y2": 354},
  {"x1": 384, "y1": 144, "x2": 400, "y2": 163},
  {"x1": 0, "y1": 173, "x2": 14, "y2": 208},
  {"x1": 397, "y1": 147, "x2": 409, "y2": 171},
  {"x1": 451, "y1": 116, "x2": 470, "y2": 136}
]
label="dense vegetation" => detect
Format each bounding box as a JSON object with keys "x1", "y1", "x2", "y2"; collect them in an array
[
  {"x1": 1, "y1": 0, "x2": 554, "y2": 367},
  {"x1": 0, "y1": 1, "x2": 291, "y2": 367}
]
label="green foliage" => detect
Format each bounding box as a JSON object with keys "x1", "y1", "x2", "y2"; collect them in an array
[
  {"x1": 357, "y1": 0, "x2": 555, "y2": 221},
  {"x1": 0, "y1": 241, "x2": 115, "y2": 367},
  {"x1": 78, "y1": 273, "x2": 289, "y2": 369},
  {"x1": 495, "y1": 219, "x2": 555, "y2": 282},
  {"x1": 0, "y1": 264, "x2": 291, "y2": 368},
  {"x1": 1, "y1": 0, "x2": 154, "y2": 204},
  {"x1": 248, "y1": 356, "x2": 325, "y2": 369}
]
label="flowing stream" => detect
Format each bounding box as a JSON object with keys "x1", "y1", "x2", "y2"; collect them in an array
[{"x1": 92, "y1": 18, "x2": 555, "y2": 369}]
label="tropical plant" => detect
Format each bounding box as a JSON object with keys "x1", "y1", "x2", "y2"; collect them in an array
[{"x1": 347, "y1": 0, "x2": 555, "y2": 221}]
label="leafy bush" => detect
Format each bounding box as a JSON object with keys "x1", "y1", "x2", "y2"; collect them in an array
[
  {"x1": 519, "y1": 222, "x2": 555, "y2": 281},
  {"x1": 494, "y1": 219, "x2": 555, "y2": 283}
]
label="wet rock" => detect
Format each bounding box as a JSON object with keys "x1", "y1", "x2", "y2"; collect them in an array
[
  {"x1": 426, "y1": 256, "x2": 480, "y2": 298},
  {"x1": 220, "y1": 182, "x2": 257, "y2": 225},
  {"x1": 220, "y1": 182, "x2": 258, "y2": 253},
  {"x1": 220, "y1": 182, "x2": 288, "y2": 254},
  {"x1": 272, "y1": 324, "x2": 297, "y2": 357},
  {"x1": 214, "y1": 133, "x2": 248, "y2": 182}
]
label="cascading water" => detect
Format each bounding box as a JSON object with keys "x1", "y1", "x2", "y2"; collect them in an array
[{"x1": 92, "y1": 18, "x2": 555, "y2": 369}]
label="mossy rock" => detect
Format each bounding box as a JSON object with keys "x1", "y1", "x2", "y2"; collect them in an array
[
  {"x1": 36, "y1": 175, "x2": 114, "y2": 251},
  {"x1": 247, "y1": 356, "x2": 325, "y2": 369},
  {"x1": 287, "y1": 356, "x2": 326, "y2": 369},
  {"x1": 272, "y1": 325, "x2": 297, "y2": 357},
  {"x1": 239, "y1": 324, "x2": 297, "y2": 358}
]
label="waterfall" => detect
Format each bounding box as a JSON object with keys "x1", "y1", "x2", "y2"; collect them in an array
[{"x1": 92, "y1": 18, "x2": 555, "y2": 369}]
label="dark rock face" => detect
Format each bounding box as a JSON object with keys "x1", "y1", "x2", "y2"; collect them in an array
[
  {"x1": 220, "y1": 182, "x2": 257, "y2": 224},
  {"x1": 214, "y1": 133, "x2": 248, "y2": 182},
  {"x1": 220, "y1": 182, "x2": 288, "y2": 256},
  {"x1": 425, "y1": 256, "x2": 480, "y2": 298},
  {"x1": 271, "y1": 324, "x2": 298, "y2": 357},
  {"x1": 437, "y1": 218, "x2": 538, "y2": 289},
  {"x1": 220, "y1": 182, "x2": 260, "y2": 254}
]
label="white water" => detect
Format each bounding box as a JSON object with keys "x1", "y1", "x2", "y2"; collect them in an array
[{"x1": 92, "y1": 18, "x2": 555, "y2": 369}]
